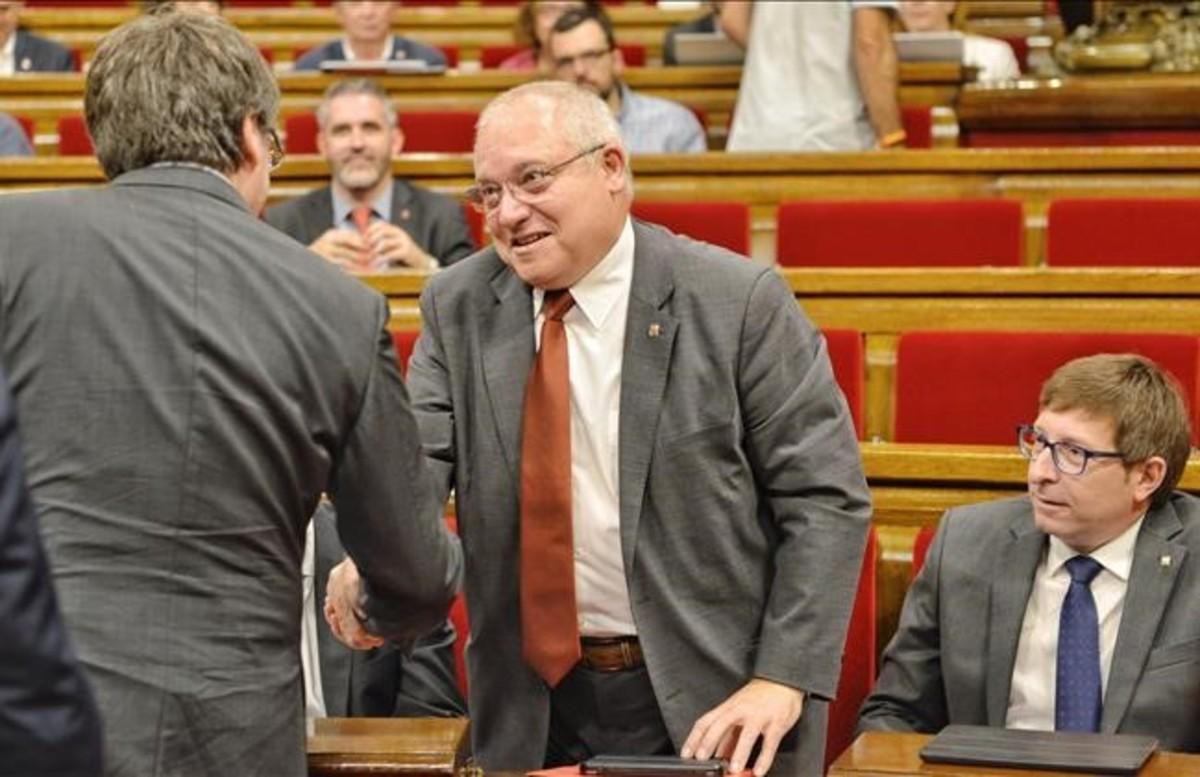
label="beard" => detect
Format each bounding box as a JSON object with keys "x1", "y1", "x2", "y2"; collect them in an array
[{"x1": 332, "y1": 155, "x2": 389, "y2": 193}]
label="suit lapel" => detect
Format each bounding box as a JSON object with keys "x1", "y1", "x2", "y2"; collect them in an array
[
  {"x1": 481, "y1": 263, "x2": 535, "y2": 479},
  {"x1": 304, "y1": 188, "x2": 336, "y2": 246},
  {"x1": 985, "y1": 515, "x2": 1045, "y2": 725},
  {"x1": 617, "y1": 224, "x2": 677, "y2": 578},
  {"x1": 1102, "y1": 503, "x2": 1186, "y2": 732}
]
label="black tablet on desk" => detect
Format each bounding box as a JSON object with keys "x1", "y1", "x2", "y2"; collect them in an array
[{"x1": 921, "y1": 725, "x2": 1157, "y2": 775}]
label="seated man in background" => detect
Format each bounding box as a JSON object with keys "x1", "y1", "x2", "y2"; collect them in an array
[
  {"x1": 499, "y1": 0, "x2": 595, "y2": 72},
  {"x1": 859, "y1": 354, "x2": 1200, "y2": 752},
  {"x1": 898, "y1": 0, "x2": 1020, "y2": 83},
  {"x1": 0, "y1": 110, "x2": 31, "y2": 155},
  {"x1": 265, "y1": 78, "x2": 474, "y2": 272},
  {"x1": 548, "y1": 5, "x2": 706, "y2": 153},
  {"x1": 293, "y1": 1, "x2": 445, "y2": 71},
  {"x1": 0, "y1": 1, "x2": 74, "y2": 73},
  {"x1": 304, "y1": 502, "x2": 465, "y2": 722}
]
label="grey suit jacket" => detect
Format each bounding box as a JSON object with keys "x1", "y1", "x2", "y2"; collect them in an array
[
  {"x1": 407, "y1": 221, "x2": 872, "y2": 774},
  {"x1": 858, "y1": 493, "x2": 1200, "y2": 752},
  {"x1": 264, "y1": 179, "x2": 475, "y2": 267},
  {"x1": 0, "y1": 166, "x2": 461, "y2": 777},
  {"x1": 13, "y1": 29, "x2": 74, "y2": 72},
  {"x1": 312, "y1": 501, "x2": 466, "y2": 718}
]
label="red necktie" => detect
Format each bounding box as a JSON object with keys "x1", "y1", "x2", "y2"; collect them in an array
[
  {"x1": 520, "y1": 289, "x2": 580, "y2": 687},
  {"x1": 351, "y1": 205, "x2": 373, "y2": 235}
]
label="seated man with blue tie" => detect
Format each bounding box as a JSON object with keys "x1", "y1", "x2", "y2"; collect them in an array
[
  {"x1": 265, "y1": 78, "x2": 474, "y2": 272},
  {"x1": 858, "y1": 353, "x2": 1200, "y2": 751}
]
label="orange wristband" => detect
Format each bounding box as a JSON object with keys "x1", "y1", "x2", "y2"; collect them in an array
[{"x1": 878, "y1": 129, "x2": 908, "y2": 149}]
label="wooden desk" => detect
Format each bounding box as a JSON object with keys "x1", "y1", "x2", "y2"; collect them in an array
[
  {"x1": 307, "y1": 717, "x2": 469, "y2": 777},
  {"x1": 830, "y1": 731, "x2": 1200, "y2": 776}
]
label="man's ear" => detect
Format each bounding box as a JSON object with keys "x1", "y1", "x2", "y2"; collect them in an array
[
  {"x1": 240, "y1": 114, "x2": 264, "y2": 171},
  {"x1": 1132, "y1": 456, "x2": 1168, "y2": 504},
  {"x1": 613, "y1": 45, "x2": 625, "y2": 77},
  {"x1": 391, "y1": 125, "x2": 405, "y2": 156},
  {"x1": 316, "y1": 126, "x2": 328, "y2": 157},
  {"x1": 600, "y1": 145, "x2": 628, "y2": 194}
]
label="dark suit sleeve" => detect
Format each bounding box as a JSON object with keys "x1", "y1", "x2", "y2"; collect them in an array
[
  {"x1": 738, "y1": 269, "x2": 872, "y2": 699},
  {"x1": 857, "y1": 514, "x2": 951, "y2": 733},
  {"x1": 0, "y1": 371, "x2": 102, "y2": 777},
  {"x1": 328, "y1": 297, "x2": 461, "y2": 644},
  {"x1": 383, "y1": 621, "x2": 466, "y2": 717},
  {"x1": 427, "y1": 198, "x2": 475, "y2": 267},
  {"x1": 405, "y1": 281, "x2": 457, "y2": 505}
]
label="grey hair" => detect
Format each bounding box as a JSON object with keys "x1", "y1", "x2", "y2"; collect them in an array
[
  {"x1": 85, "y1": 11, "x2": 279, "y2": 179},
  {"x1": 477, "y1": 80, "x2": 625, "y2": 159},
  {"x1": 316, "y1": 78, "x2": 399, "y2": 131}
]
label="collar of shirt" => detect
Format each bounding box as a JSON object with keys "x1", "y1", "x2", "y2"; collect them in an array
[
  {"x1": 333, "y1": 185, "x2": 393, "y2": 230},
  {"x1": 148, "y1": 161, "x2": 239, "y2": 190},
  {"x1": 342, "y1": 36, "x2": 395, "y2": 62},
  {"x1": 0, "y1": 32, "x2": 15, "y2": 76},
  {"x1": 1046, "y1": 514, "x2": 1145, "y2": 583},
  {"x1": 532, "y1": 216, "x2": 634, "y2": 330}
]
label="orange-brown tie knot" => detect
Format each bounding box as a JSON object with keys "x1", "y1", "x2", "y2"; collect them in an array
[
  {"x1": 351, "y1": 205, "x2": 373, "y2": 235},
  {"x1": 542, "y1": 289, "x2": 575, "y2": 322}
]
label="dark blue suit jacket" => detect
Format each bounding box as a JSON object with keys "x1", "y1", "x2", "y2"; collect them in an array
[
  {"x1": 293, "y1": 36, "x2": 446, "y2": 70},
  {"x1": 13, "y1": 29, "x2": 75, "y2": 72},
  {"x1": 0, "y1": 368, "x2": 101, "y2": 776}
]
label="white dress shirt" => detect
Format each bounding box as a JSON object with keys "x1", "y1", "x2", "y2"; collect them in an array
[
  {"x1": 532, "y1": 217, "x2": 635, "y2": 636},
  {"x1": 1005, "y1": 517, "x2": 1144, "y2": 730},
  {"x1": 301, "y1": 520, "x2": 327, "y2": 729}
]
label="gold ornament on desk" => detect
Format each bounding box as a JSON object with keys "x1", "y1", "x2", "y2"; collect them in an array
[{"x1": 1055, "y1": 1, "x2": 1200, "y2": 72}]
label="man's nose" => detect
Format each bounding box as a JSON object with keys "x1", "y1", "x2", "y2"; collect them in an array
[{"x1": 1028, "y1": 444, "x2": 1059, "y2": 484}]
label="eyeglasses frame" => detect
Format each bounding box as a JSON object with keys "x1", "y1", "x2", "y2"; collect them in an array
[
  {"x1": 1015, "y1": 423, "x2": 1125, "y2": 476},
  {"x1": 465, "y1": 142, "x2": 606, "y2": 214}
]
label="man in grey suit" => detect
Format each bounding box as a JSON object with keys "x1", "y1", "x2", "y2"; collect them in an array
[
  {"x1": 328, "y1": 81, "x2": 871, "y2": 776},
  {"x1": 0, "y1": 12, "x2": 460, "y2": 776},
  {"x1": 265, "y1": 78, "x2": 474, "y2": 271},
  {"x1": 859, "y1": 354, "x2": 1200, "y2": 752},
  {"x1": 0, "y1": 2, "x2": 75, "y2": 73}
]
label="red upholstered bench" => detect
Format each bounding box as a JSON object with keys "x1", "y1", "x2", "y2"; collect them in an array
[{"x1": 1046, "y1": 198, "x2": 1200, "y2": 267}]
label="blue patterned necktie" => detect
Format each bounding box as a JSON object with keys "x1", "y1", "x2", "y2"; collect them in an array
[{"x1": 1056, "y1": 555, "x2": 1104, "y2": 732}]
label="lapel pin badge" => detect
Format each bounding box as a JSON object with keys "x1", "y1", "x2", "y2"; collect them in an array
[
  {"x1": 400, "y1": 208, "x2": 411, "y2": 221},
  {"x1": 648, "y1": 323, "x2": 661, "y2": 338},
  {"x1": 1160, "y1": 554, "x2": 1172, "y2": 568}
]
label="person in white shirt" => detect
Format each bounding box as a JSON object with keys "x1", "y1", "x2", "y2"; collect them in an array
[
  {"x1": 898, "y1": 0, "x2": 1021, "y2": 82},
  {"x1": 859, "y1": 353, "x2": 1200, "y2": 753}
]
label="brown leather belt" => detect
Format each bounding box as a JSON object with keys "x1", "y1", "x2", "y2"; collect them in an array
[{"x1": 579, "y1": 636, "x2": 644, "y2": 672}]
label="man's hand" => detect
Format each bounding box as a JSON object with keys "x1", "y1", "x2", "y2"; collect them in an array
[
  {"x1": 681, "y1": 679, "x2": 805, "y2": 776},
  {"x1": 323, "y1": 557, "x2": 385, "y2": 650},
  {"x1": 364, "y1": 221, "x2": 437, "y2": 270},
  {"x1": 309, "y1": 228, "x2": 372, "y2": 271}
]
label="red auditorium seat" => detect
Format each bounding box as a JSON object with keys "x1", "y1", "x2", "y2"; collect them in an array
[
  {"x1": 900, "y1": 105, "x2": 933, "y2": 149},
  {"x1": 284, "y1": 110, "x2": 477, "y2": 154},
  {"x1": 823, "y1": 329, "x2": 865, "y2": 440},
  {"x1": 630, "y1": 201, "x2": 750, "y2": 256},
  {"x1": 1046, "y1": 198, "x2": 1200, "y2": 267},
  {"x1": 56, "y1": 115, "x2": 93, "y2": 156},
  {"x1": 464, "y1": 203, "x2": 488, "y2": 248},
  {"x1": 911, "y1": 524, "x2": 937, "y2": 580},
  {"x1": 825, "y1": 526, "x2": 877, "y2": 770},
  {"x1": 13, "y1": 115, "x2": 34, "y2": 146},
  {"x1": 390, "y1": 330, "x2": 419, "y2": 375},
  {"x1": 775, "y1": 199, "x2": 1023, "y2": 267},
  {"x1": 443, "y1": 514, "x2": 470, "y2": 697},
  {"x1": 892, "y1": 331, "x2": 1200, "y2": 445},
  {"x1": 480, "y1": 42, "x2": 645, "y2": 68}
]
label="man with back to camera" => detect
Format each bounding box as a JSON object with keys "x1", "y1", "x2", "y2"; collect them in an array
[
  {"x1": 265, "y1": 78, "x2": 474, "y2": 272},
  {"x1": 0, "y1": 11, "x2": 460, "y2": 776},
  {"x1": 547, "y1": 5, "x2": 706, "y2": 154},
  {"x1": 859, "y1": 353, "x2": 1200, "y2": 752},
  {"x1": 293, "y1": 1, "x2": 446, "y2": 71},
  {"x1": 327, "y1": 80, "x2": 871, "y2": 776}
]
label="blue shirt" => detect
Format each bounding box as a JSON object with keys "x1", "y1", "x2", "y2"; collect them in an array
[
  {"x1": 0, "y1": 113, "x2": 32, "y2": 157},
  {"x1": 615, "y1": 82, "x2": 706, "y2": 154}
]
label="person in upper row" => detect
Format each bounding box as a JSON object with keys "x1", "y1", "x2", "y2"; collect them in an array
[
  {"x1": 293, "y1": 1, "x2": 446, "y2": 71},
  {"x1": 898, "y1": 0, "x2": 1020, "y2": 83},
  {"x1": 0, "y1": 1, "x2": 74, "y2": 74},
  {"x1": 498, "y1": 0, "x2": 597, "y2": 72},
  {"x1": 265, "y1": 78, "x2": 474, "y2": 272},
  {"x1": 859, "y1": 353, "x2": 1200, "y2": 753},
  {"x1": 547, "y1": 5, "x2": 706, "y2": 154},
  {"x1": 719, "y1": 1, "x2": 905, "y2": 152}
]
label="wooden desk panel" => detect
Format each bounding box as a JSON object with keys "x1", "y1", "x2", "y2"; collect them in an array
[
  {"x1": 307, "y1": 717, "x2": 468, "y2": 777},
  {"x1": 830, "y1": 731, "x2": 1200, "y2": 776}
]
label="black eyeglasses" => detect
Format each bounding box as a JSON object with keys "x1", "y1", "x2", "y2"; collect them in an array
[
  {"x1": 464, "y1": 143, "x2": 605, "y2": 213},
  {"x1": 265, "y1": 127, "x2": 284, "y2": 171},
  {"x1": 1016, "y1": 424, "x2": 1124, "y2": 476}
]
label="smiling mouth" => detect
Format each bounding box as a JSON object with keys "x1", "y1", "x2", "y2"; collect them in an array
[{"x1": 512, "y1": 232, "x2": 550, "y2": 248}]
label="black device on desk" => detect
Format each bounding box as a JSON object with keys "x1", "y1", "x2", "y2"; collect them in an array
[
  {"x1": 920, "y1": 725, "x2": 1158, "y2": 775},
  {"x1": 581, "y1": 755, "x2": 727, "y2": 777}
]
